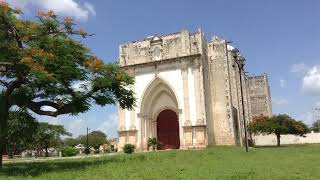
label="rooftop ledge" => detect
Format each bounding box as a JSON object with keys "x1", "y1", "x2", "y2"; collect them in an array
[{"x1": 119, "y1": 53, "x2": 202, "y2": 69}]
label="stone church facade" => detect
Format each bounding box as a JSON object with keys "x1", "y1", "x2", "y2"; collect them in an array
[{"x1": 117, "y1": 29, "x2": 272, "y2": 150}]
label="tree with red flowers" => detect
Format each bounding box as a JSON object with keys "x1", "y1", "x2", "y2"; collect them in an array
[
  {"x1": 249, "y1": 114, "x2": 308, "y2": 147},
  {"x1": 0, "y1": 3, "x2": 135, "y2": 167}
]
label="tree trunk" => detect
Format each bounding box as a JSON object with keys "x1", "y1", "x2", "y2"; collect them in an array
[
  {"x1": 276, "y1": 133, "x2": 281, "y2": 147},
  {"x1": 0, "y1": 109, "x2": 9, "y2": 168},
  {"x1": 0, "y1": 94, "x2": 10, "y2": 168},
  {"x1": 8, "y1": 143, "x2": 14, "y2": 159},
  {"x1": 0, "y1": 143, "x2": 3, "y2": 168},
  {"x1": 45, "y1": 147, "x2": 49, "y2": 157}
]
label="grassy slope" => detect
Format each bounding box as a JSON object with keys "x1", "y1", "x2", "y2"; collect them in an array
[{"x1": 1, "y1": 144, "x2": 319, "y2": 180}]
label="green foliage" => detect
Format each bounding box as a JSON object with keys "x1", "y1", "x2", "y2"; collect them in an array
[
  {"x1": 6, "y1": 110, "x2": 39, "y2": 158},
  {"x1": 105, "y1": 145, "x2": 112, "y2": 153},
  {"x1": 0, "y1": 4, "x2": 135, "y2": 165},
  {"x1": 63, "y1": 138, "x2": 79, "y2": 147},
  {"x1": 147, "y1": 137, "x2": 158, "y2": 151},
  {"x1": 78, "y1": 131, "x2": 107, "y2": 150},
  {"x1": 61, "y1": 146, "x2": 78, "y2": 157},
  {"x1": 311, "y1": 120, "x2": 320, "y2": 132},
  {"x1": 249, "y1": 114, "x2": 308, "y2": 146},
  {"x1": 123, "y1": 144, "x2": 135, "y2": 154},
  {"x1": 33, "y1": 122, "x2": 71, "y2": 156},
  {"x1": 0, "y1": 4, "x2": 135, "y2": 116},
  {"x1": 84, "y1": 147, "x2": 90, "y2": 155}
]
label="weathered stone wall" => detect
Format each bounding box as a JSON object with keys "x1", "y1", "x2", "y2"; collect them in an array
[
  {"x1": 226, "y1": 50, "x2": 243, "y2": 145},
  {"x1": 118, "y1": 30, "x2": 202, "y2": 67},
  {"x1": 254, "y1": 133, "x2": 320, "y2": 146},
  {"x1": 117, "y1": 29, "x2": 271, "y2": 150},
  {"x1": 206, "y1": 37, "x2": 236, "y2": 145},
  {"x1": 247, "y1": 74, "x2": 272, "y2": 118}
]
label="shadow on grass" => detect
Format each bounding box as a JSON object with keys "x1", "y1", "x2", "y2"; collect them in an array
[
  {"x1": 253, "y1": 144, "x2": 312, "y2": 148},
  {"x1": 0, "y1": 155, "x2": 128, "y2": 177}
]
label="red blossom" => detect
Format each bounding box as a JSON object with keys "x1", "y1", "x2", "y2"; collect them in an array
[
  {"x1": 0, "y1": 1, "x2": 9, "y2": 13},
  {"x1": 38, "y1": 10, "x2": 54, "y2": 17},
  {"x1": 20, "y1": 57, "x2": 33, "y2": 63},
  {"x1": 64, "y1": 17, "x2": 73, "y2": 24},
  {"x1": 79, "y1": 28, "x2": 87, "y2": 36},
  {"x1": 47, "y1": 53, "x2": 55, "y2": 60}
]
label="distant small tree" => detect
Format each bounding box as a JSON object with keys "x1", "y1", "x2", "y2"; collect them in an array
[
  {"x1": 33, "y1": 122, "x2": 71, "y2": 156},
  {"x1": 79, "y1": 130, "x2": 107, "y2": 150},
  {"x1": 6, "y1": 110, "x2": 39, "y2": 158},
  {"x1": 63, "y1": 137, "x2": 79, "y2": 147},
  {"x1": 311, "y1": 120, "x2": 320, "y2": 132},
  {"x1": 249, "y1": 114, "x2": 308, "y2": 146}
]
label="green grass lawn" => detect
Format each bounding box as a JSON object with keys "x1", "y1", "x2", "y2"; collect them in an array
[{"x1": 1, "y1": 144, "x2": 320, "y2": 180}]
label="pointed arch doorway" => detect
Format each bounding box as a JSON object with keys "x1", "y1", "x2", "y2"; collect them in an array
[
  {"x1": 157, "y1": 109, "x2": 180, "y2": 150},
  {"x1": 139, "y1": 77, "x2": 181, "y2": 150}
]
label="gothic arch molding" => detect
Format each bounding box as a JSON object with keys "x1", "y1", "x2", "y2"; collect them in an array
[{"x1": 139, "y1": 76, "x2": 180, "y2": 116}]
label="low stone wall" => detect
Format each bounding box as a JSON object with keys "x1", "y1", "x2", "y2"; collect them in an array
[{"x1": 253, "y1": 132, "x2": 320, "y2": 146}]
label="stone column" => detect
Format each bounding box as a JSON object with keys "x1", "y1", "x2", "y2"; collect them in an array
[
  {"x1": 140, "y1": 117, "x2": 145, "y2": 150},
  {"x1": 193, "y1": 63, "x2": 203, "y2": 125},
  {"x1": 152, "y1": 120, "x2": 157, "y2": 138},
  {"x1": 146, "y1": 117, "x2": 152, "y2": 139},
  {"x1": 181, "y1": 65, "x2": 191, "y2": 126},
  {"x1": 118, "y1": 107, "x2": 126, "y2": 131},
  {"x1": 130, "y1": 110, "x2": 136, "y2": 130},
  {"x1": 178, "y1": 110, "x2": 184, "y2": 148},
  {"x1": 199, "y1": 62, "x2": 205, "y2": 123},
  {"x1": 118, "y1": 131, "x2": 127, "y2": 151}
]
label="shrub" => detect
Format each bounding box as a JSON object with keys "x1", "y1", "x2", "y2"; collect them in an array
[
  {"x1": 123, "y1": 144, "x2": 135, "y2": 154},
  {"x1": 105, "y1": 146, "x2": 112, "y2": 153},
  {"x1": 61, "y1": 146, "x2": 79, "y2": 157},
  {"x1": 148, "y1": 137, "x2": 158, "y2": 151},
  {"x1": 94, "y1": 148, "x2": 100, "y2": 154},
  {"x1": 84, "y1": 147, "x2": 90, "y2": 155}
]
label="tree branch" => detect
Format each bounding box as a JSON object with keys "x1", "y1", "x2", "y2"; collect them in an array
[
  {"x1": 0, "y1": 80, "x2": 8, "y2": 87},
  {"x1": 25, "y1": 100, "x2": 73, "y2": 117},
  {"x1": 5, "y1": 78, "x2": 24, "y2": 97}
]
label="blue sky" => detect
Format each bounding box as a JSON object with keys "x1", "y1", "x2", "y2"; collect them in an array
[{"x1": 5, "y1": 0, "x2": 320, "y2": 137}]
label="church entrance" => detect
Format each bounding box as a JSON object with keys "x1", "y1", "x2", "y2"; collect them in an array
[{"x1": 157, "y1": 109, "x2": 180, "y2": 150}]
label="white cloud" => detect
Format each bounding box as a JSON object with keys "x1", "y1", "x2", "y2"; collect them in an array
[
  {"x1": 291, "y1": 63, "x2": 320, "y2": 96},
  {"x1": 40, "y1": 106, "x2": 57, "y2": 112},
  {"x1": 280, "y1": 79, "x2": 286, "y2": 88},
  {"x1": 67, "y1": 118, "x2": 87, "y2": 137},
  {"x1": 97, "y1": 112, "x2": 118, "y2": 138},
  {"x1": 40, "y1": 115, "x2": 60, "y2": 125},
  {"x1": 290, "y1": 63, "x2": 309, "y2": 77},
  {"x1": 296, "y1": 112, "x2": 314, "y2": 126},
  {"x1": 272, "y1": 97, "x2": 288, "y2": 105},
  {"x1": 39, "y1": 115, "x2": 87, "y2": 137},
  {"x1": 316, "y1": 102, "x2": 320, "y2": 107},
  {"x1": 302, "y1": 66, "x2": 320, "y2": 96},
  {"x1": 84, "y1": 2, "x2": 95, "y2": 16},
  {"x1": 72, "y1": 80, "x2": 92, "y2": 93},
  {"x1": 5, "y1": 0, "x2": 96, "y2": 21}
]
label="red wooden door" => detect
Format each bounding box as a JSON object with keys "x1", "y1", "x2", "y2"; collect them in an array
[{"x1": 157, "y1": 109, "x2": 180, "y2": 150}]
